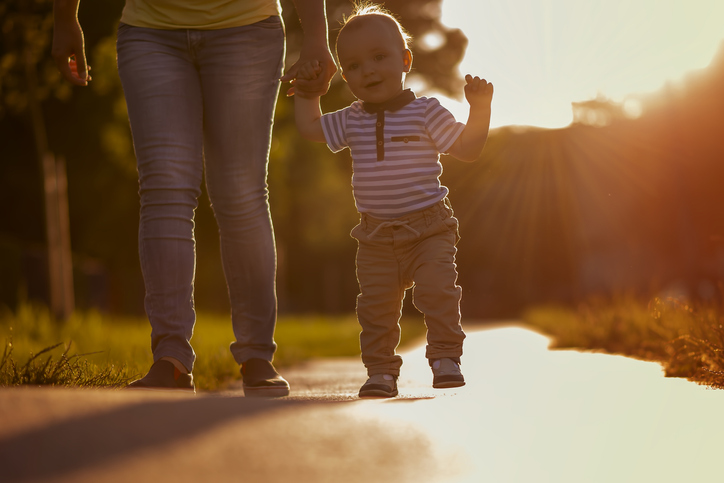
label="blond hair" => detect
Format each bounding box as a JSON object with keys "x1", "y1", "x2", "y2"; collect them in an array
[{"x1": 337, "y1": 2, "x2": 412, "y2": 54}]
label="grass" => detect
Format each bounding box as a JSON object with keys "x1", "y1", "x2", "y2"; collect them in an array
[
  {"x1": 11, "y1": 296, "x2": 723, "y2": 391},
  {"x1": 523, "y1": 295, "x2": 724, "y2": 389},
  {"x1": 0, "y1": 340, "x2": 132, "y2": 388},
  {"x1": 0, "y1": 303, "x2": 427, "y2": 391}
]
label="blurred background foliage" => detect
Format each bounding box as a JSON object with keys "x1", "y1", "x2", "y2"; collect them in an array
[{"x1": 1, "y1": 0, "x2": 724, "y2": 319}]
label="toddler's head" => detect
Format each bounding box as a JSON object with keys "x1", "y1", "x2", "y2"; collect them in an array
[{"x1": 335, "y1": 3, "x2": 413, "y2": 104}]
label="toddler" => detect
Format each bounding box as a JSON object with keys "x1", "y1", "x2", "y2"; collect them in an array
[{"x1": 293, "y1": 3, "x2": 493, "y2": 397}]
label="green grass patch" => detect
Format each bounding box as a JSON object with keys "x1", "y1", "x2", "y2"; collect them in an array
[
  {"x1": 0, "y1": 303, "x2": 427, "y2": 391},
  {"x1": 523, "y1": 296, "x2": 724, "y2": 389}
]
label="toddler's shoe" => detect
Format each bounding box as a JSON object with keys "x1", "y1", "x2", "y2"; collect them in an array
[
  {"x1": 359, "y1": 373, "x2": 398, "y2": 398},
  {"x1": 241, "y1": 358, "x2": 290, "y2": 397},
  {"x1": 431, "y1": 358, "x2": 465, "y2": 388},
  {"x1": 126, "y1": 360, "x2": 195, "y2": 393}
]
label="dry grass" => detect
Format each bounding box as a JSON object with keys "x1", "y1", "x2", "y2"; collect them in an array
[
  {"x1": 0, "y1": 303, "x2": 427, "y2": 390},
  {"x1": 523, "y1": 296, "x2": 724, "y2": 389},
  {"x1": 0, "y1": 338, "x2": 131, "y2": 387}
]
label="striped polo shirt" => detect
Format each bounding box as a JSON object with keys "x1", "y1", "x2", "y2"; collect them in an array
[{"x1": 321, "y1": 97, "x2": 465, "y2": 219}]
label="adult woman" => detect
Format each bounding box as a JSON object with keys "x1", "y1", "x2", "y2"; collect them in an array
[{"x1": 52, "y1": 0, "x2": 336, "y2": 395}]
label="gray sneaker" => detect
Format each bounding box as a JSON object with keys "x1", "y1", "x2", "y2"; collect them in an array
[
  {"x1": 431, "y1": 358, "x2": 465, "y2": 388},
  {"x1": 359, "y1": 373, "x2": 398, "y2": 398}
]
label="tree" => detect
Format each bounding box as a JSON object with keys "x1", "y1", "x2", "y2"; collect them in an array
[
  {"x1": 572, "y1": 95, "x2": 628, "y2": 127},
  {"x1": 1, "y1": 0, "x2": 75, "y2": 319}
]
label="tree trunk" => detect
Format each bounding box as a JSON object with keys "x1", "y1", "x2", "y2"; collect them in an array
[{"x1": 25, "y1": 48, "x2": 75, "y2": 320}]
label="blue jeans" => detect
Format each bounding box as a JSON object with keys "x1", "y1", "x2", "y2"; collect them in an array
[{"x1": 116, "y1": 17, "x2": 285, "y2": 371}]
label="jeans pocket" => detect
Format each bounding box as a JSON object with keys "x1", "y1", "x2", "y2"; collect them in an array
[{"x1": 443, "y1": 216, "x2": 461, "y2": 245}]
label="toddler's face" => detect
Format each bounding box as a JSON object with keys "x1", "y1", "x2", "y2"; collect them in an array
[{"x1": 337, "y1": 17, "x2": 412, "y2": 104}]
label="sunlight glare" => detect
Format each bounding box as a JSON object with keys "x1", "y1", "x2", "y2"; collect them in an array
[
  {"x1": 437, "y1": 0, "x2": 724, "y2": 128},
  {"x1": 350, "y1": 327, "x2": 724, "y2": 482}
]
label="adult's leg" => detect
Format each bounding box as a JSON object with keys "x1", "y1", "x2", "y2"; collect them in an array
[
  {"x1": 117, "y1": 25, "x2": 203, "y2": 371},
  {"x1": 196, "y1": 18, "x2": 285, "y2": 364}
]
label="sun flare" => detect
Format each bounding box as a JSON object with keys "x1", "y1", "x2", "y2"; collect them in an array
[{"x1": 437, "y1": 0, "x2": 724, "y2": 129}]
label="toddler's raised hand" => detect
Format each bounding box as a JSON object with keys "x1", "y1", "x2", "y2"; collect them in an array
[{"x1": 464, "y1": 74, "x2": 493, "y2": 108}]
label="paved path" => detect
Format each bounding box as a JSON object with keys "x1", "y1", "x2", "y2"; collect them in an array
[{"x1": 1, "y1": 324, "x2": 723, "y2": 482}]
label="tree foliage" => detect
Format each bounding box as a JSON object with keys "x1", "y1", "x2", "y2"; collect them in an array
[
  {"x1": 0, "y1": 0, "x2": 468, "y2": 314},
  {"x1": 0, "y1": 0, "x2": 71, "y2": 117}
]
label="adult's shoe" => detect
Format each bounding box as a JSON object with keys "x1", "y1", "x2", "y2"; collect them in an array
[
  {"x1": 241, "y1": 358, "x2": 290, "y2": 397},
  {"x1": 126, "y1": 360, "x2": 195, "y2": 393}
]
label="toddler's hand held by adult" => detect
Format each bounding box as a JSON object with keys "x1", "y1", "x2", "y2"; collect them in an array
[
  {"x1": 297, "y1": 60, "x2": 322, "y2": 81},
  {"x1": 282, "y1": 47, "x2": 337, "y2": 98}
]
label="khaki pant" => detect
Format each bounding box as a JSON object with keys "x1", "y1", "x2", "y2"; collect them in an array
[{"x1": 351, "y1": 199, "x2": 466, "y2": 376}]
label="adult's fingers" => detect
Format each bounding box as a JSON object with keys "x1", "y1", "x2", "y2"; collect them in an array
[
  {"x1": 73, "y1": 54, "x2": 89, "y2": 83},
  {"x1": 62, "y1": 60, "x2": 88, "y2": 85},
  {"x1": 293, "y1": 60, "x2": 335, "y2": 97},
  {"x1": 293, "y1": 77, "x2": 328, "y2": 98},
  {"x1": 52, "y1": 37, "x2": 89, "y2": 86},
  {"x1": 280, "y1": 60, "x2": 300, "y2": 82},
  {"x1": 56, "y1": 58, "x2": 78, "y2": 85}
]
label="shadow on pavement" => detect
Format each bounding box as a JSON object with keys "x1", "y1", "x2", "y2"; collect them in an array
[
  {"x1": 0, "y1": 395, "x2": 313, "y2": 482},
  {"x1": 6, "y1": 325, "x2": 723, "y2": 483}
]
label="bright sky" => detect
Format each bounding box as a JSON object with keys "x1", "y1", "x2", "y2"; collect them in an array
[{"x1": 432, "y1": 0, "x2": 724, "y2": 129}]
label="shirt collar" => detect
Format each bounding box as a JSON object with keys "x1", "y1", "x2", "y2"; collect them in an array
[{"x1": 362, "y1": 89, "x2": 416, "y2": 114}]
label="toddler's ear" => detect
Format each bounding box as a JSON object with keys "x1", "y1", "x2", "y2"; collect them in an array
[{"x1": 403, "y1": 49, "x2": 413, "y2": 73}]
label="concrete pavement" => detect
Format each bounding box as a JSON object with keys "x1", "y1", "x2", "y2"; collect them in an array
[{"x1": 1, "y1": 324, "x2": 723, "y2": 482}]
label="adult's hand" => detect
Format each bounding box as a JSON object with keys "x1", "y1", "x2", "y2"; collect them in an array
[
  {"x1": 283, "y1": 45, "x2": 337, "y2": 98},
  {"x1": 52, "y1": 0, "x2": 90, "y2": 86},
  {"x1": 282, "y1": 0, "x2": 337, "y2": 98}
]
